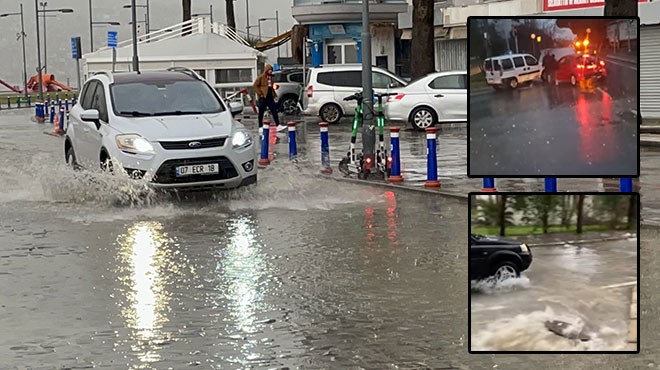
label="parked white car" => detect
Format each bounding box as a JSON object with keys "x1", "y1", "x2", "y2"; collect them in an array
[
  {"x1": 483, "y1": 53, "x2": 542, "y2": 90},
  {"x1": 384, "y1": 71, "x2": 467, "y2": 130},
  {"x1": 303, "y1": 64, "x2": 407, "y2": 124},
  {"x1": 65, "y1": 68, "x2": 257, "y2": 190}
]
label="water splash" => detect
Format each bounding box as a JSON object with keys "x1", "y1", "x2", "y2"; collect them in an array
[{"x1": 471, "y1": 275, "x2": 531, "y2": 294}]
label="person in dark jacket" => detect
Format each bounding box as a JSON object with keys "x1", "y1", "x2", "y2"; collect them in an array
[{"x1": 252, "y1": 64, "x2": 286, "y2": 132}]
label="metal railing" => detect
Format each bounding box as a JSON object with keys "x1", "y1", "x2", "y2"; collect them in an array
[{"x1": 294, "y1": 0, "x2": 407, "y2": 5}]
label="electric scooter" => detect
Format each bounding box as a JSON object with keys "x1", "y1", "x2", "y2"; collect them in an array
[{"x1": 338, "y1": 91, "x2": 397, "y2": 180}]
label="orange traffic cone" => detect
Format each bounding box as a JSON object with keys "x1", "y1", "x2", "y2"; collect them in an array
[{"x1": 49, "y1": 111, "x2": 65, "y2": 136}]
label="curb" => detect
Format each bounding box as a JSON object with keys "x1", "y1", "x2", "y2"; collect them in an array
[
  {"x1": 604, "y1": 54, "x2": 637, "y2": 66},
  {"x1": 318, "y1": 172, "x2": 469, "y2": 202},
  {"x1": 527, "y1": 235, "x2": 634, "y2": 248},
  {"x1": 627, "y1": 283, "x2": 638, "y2": 350}
]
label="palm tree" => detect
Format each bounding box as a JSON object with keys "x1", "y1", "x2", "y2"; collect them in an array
[
  {"x1": 604, "y1": 0, "x2": 638, "y2": 16},
  {"x1": 226, "y1": 0, "x2": 236, "y2": 32},
  {"x1": 411, "y1": 0, "x2": 435, "y2": 79},
  {"x1": 182, "y1": 0, "x2": 192, "y2": 35}
]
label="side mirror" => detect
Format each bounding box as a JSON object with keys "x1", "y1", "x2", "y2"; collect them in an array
[
  {"x1": 229, "y1": 101, "x2": 243, "y2": 116},
  {"x1": 81, "y1": 109, "x2": 101, "y2": 129}
]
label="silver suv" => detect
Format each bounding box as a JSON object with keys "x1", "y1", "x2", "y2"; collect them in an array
[
  {"x1": 303, "y1": 64, "x2": 407, "y2": 124},
  {"x1": 272, "y1": 68, "x2": 304, "y2": 115}
]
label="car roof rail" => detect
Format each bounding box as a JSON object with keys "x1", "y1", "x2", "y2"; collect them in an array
[
  {"x1": 166, "y1": 67, "x2": 203, "y2": 80},
  {"x1": 91, "y1": 70, "x2": 114, "y2": 83}
]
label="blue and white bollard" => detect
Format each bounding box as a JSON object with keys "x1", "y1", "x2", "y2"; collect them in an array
[
  {"x1": 424, "y1": 127, "x2": 440, "y2": 188},
  {"x1": 44, "y1": 99, "x2": 49, "y2": 116},
  {"x1": 319, "y1": 122, "x2": 332, "y2": 174},
  {"x1": 258, "y1": 120, "x2": 271, "y2": 166},
  {"x1": 288, "y1": 121, "x2": 297, "y2": 160},
  {"x1": 49, "y1": 105, "x2": 55, "y2": 124},
  {"x1": 58, "y1": 105, "x2": 65, "y2": 132},
  {"x1": 388, "y1": 127, "x2": 403, "y2": 182},
  {"x1": 620, "y1": 178, "x2": 633, "y2": 192},
  {"x1": 65, "y1": 99, "x2": 69, "y2": 112},
  {"x1": 482, "y1": 177, "x2": 496, "y2": 192},
  {"x1": 544, "y1": 178, "x2": 557, "y2": 192}
]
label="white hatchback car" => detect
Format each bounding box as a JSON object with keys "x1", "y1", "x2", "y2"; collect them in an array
[
  {"x1": 384, "y1": 71, "x2": 467, "y2": 130},
  {"x1": 65, "y1": 68, "x2": 257, "y2": 190}
]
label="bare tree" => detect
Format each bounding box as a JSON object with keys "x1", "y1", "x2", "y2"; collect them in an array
[
  {"x1": 498, "y1": 195, "x2": 508, "y2": 236},
  {"x1": 604, "y1": 0, "x2": 638, "y2": 16},
  {"x1": 226, "y1": 0, "x2": 236, "y2": 32},
  {"x1": 182, "y1": 0, "x2": 192, "y2": 35},
  {"x1": 576, "y1": 195, "x2": 585, "y2": 234},
  {"x1": 411, "y1": 0, "x2": 435, "y2": 79}
]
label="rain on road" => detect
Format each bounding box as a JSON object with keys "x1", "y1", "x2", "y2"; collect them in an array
[{"x1": 469, "y1": 57, "x2": 638, "y2": 177}]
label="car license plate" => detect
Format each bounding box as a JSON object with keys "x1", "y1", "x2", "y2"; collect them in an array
[{"x1": 175, "y1": 163, "x2": 219, "y2": 177}]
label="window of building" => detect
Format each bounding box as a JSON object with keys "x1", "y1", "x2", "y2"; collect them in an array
[
  {"x1": 194, "y1": 69, "x2": 206, "y2": 79},
  {"x1": 326, "y1": 43, "x2": 359, "y2": 64},
  {"x1": 215, "y1": 68, "x2": 253, "y2": 83}
]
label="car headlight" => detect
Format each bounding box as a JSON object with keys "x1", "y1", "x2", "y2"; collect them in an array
[
  {"x1": 115, "y1": 134, "x2": 155, "y2": 154},
  {"x1": 520, "y1": 243, "x2": 529, "y2": 253},
  {"x1": 232, "y1": 131, "x2": 252, "y2": 149}
]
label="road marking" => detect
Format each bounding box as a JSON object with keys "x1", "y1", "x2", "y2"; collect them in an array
[
  {"x1": 600, "y1": 281, "x2": 637, "y2": 290},
  {"x1": 596, "y1": 87, "x2": 612, "y2": 100}
]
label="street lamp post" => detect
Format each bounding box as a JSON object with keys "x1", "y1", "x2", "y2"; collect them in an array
[
  {"x1": 37, "y1": 3, "x2": 74, "y2": 73},
  {"x1": 123, "y1": 1, "x2": 150, "y2": 34},
  {"x1": 192, "y1": 5, "x2": 213, "y2": 24},
  {"x1": 0, "y1": 5, "x2": 29, "y2": 100},
  {"x1": 34, "y1": 0, "x2": 43, "y2": 100},
  {"x1": 258, "y1": 11, "x2": 280, "y2": 59},
  {"x1": 246, "y1": 0, "x2": 250, "y2": 40},
  {"x1": 130, "y1": 0, "x2": 139, "y2": 72}
]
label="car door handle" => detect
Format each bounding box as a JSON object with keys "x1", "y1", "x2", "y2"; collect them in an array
[{"x1": 435, "y1": 94, "x2": 444, "y2": 98}]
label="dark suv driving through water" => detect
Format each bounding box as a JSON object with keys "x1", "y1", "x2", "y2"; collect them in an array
[{"x1": 469, "y1": 233, "x2": 533, "y2": 281}]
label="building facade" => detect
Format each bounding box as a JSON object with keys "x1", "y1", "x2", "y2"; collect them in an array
[{"x1": 291, "y1": 0, "x2": 408, "y2": 73}]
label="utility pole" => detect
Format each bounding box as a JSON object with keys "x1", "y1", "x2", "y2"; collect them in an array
[
  {"x1": 19, "y1": 5, "x2": 28, "y2": 100},
  {"x1": 246, "y1": 0, "x2": 250, "y2": 40},
  {"x1": 361, "y1": 0, "x2": 375, "y2": 167},
  {"x1": 131, "y1": 0, "x2": 139, "y2": 72},
  {"x1": 34, "y1": 0, "x2": 43, "y2": 101},
  {"x1": 89, "y1": 0, "x2": 93, "y2": 51}
]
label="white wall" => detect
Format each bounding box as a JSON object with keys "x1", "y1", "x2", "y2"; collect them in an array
[{"x1": 371, "y1": 25, "x2": 396, "y2": 72}]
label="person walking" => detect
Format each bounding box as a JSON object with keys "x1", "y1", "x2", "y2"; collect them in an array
[
  {"x1": 549, "y1": 54, "x2": 558, "y2": 85},
  {"x1": 253, "y1": 64, "x2": 286, "y2": 133}
]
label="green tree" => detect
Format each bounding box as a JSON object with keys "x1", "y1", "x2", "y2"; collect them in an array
[
  {"x1": 411, "y1": 0, "x2": 435, "y2": 79},
  {"x1": 627, "y1": 194, "x2": 637, "y2": 230},
  {"x1": 526, "y1": 195, "x2": 561, "y2": 234},
  {"x1": 593, "y1": 195, "x2": 628, "y2": 229},
  {"x1": 559, "y1": 195, "x2": 574, "y2": 230}
]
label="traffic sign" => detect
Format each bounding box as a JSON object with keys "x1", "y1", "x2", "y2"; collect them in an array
[
  {"x1": 71, "y1": 36, "x2": 81, "y2": 59},
  {"x1": 107, "y1": 31, "x2": 118, "y2": 48}
]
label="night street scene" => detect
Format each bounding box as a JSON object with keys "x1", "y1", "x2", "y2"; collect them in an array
[
  {"x1": 469, "y1": 18, "x2": 639, "y2": 177},
  {"x1": 470, "y1": 194, "x2": 638, "y2": 352}
]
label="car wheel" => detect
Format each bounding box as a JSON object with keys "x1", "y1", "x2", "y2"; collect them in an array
[
  {"x1": 65, "y1": 145, "x2": 80, "y2": 170},
  {"x1": 320, "y1": 103, "x2": 342, "y2": 124},
  {"x1": 279, "y1": 95, "x2": 299, "y2": 115},
  {"x1": 508, "y1": 78, "x2": 519, "y2": 89},
  {"x1": 492, "y1": 261, "x2": 520, "y2": 281},
  {"x1": 492, "y1": 85, "x2": 504, "y2": 92},
  {"x1": 570, "y1": 75, "x2": 577, "y2": 86},
  {"x1": 410, "y1": 107, "x2": 436, "y2": 131}
]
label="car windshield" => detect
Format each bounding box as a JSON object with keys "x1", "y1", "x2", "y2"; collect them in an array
[{"x1": 110, "y1": 80, "x2": 225, "y2": 117}]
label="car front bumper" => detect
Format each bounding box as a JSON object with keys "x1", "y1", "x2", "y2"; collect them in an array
[
  {"x1": 520, "y1": 252, "x2": 533, "y2": 272},
  {"x1": 109, "y1": 139, "x2": 258, "y2": 189}
]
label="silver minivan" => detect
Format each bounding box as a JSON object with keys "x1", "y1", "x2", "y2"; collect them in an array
[
  {"x1": 303, "y1": 64, "x2": 407, "y2": 124},
  {"x1": 482, "y1": 53, "x2": 542, "y2": 90}
]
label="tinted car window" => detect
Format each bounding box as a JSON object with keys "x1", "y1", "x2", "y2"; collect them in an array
[
  {"x1": 524, "y1": 55, "x2": 538, "y2": 66},
  {"x1": 110, "y1": 80, "x2": 225, "y2": 116},
  {"x1": 483, "y1": 59, "x2": 493, "y2": 72},
  {"x1": 429, "y1": 74, "x2": 465, "y2": 89},
  {"x1": 372, "y1": 72, "x2": 391, "y2": 89},
  {"x1": 289, "y1": 72, "x2": 303, "y2": 83},
  {"x1": 513, "y1": 56, "x2": 525, "y2": 68},
  {"x1": 500, "y1": 58, "x2": 514, "y2": 70},
  {"x1": 92, "y1": 84, "x2": 109, "y2": 123},
  {"x1": 317, "y1": 71, "x2": 361, "y2": 88},
  {"x1": 81, "y1": 81, "x2": 98, "y2": 110}
]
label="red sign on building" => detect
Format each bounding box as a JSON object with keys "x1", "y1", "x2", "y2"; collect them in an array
[{"x1": 543, "y1": 0, "x2": 647, "y2": 12}]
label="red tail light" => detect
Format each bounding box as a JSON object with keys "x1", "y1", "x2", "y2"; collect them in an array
[
  {"x1": 387, "y1": 156, "x2": 392, "y2": 162},
  {"x1": 600, "y1": 60, "x2": 605, "y2": 66},
  {"x1": 274, "y1": 83, "x2": 280, "y2": 90},
  {"x1": 577, "y1": 64, "x2": 584, "y2": 69},
  {"x1": 366, "y1": 157, "x2": 372, "y2": 164},
  {"x1": 306, "y1": 85, "x2": 313, "y2": 98},
  {"x1": 394, "y1": 94, "x2": 405, "y2": 100}
]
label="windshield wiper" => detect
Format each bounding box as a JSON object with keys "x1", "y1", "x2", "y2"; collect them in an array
[
  {"x1": 120, "y1": 111, "x2": 153, "y2": 117},
  {"x1": 152, "y1": 110, "x2": 203, "y2": 116}
]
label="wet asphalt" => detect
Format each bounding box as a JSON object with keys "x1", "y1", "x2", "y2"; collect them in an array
[
  {"x1": 471, "y1": 235, "x2": 637, "y2": 352},
  {"x1": 0, "y1": 108, "x2": 658, "y2": 369},
  {"x1": 469, "y1": 58, "x2": 638, "y2": 177}
]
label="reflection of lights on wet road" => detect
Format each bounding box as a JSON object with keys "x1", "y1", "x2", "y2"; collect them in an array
[
  {"x1": 219, "y1": 215, "x2": 270, "y2": 366},
  {"x1": 384, "y1": 191, "x2": 399, "y2": 245},
  {"x1": 576, "y1": 92, "x2": 614, "y2": 165},
  {"x1": 116, "y1": 221, "x2": 171, "y2": 366}
]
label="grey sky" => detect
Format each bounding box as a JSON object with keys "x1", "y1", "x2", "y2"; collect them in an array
[{"x1": 0, "y1": 0, "x2": 295, "y2": 89}]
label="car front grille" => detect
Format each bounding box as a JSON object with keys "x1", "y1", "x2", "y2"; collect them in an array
[
  {"x1": 159, "y1": 137, "x2": 227, "y2": 150},
  {"x1": 153, "y1": 156, "x2": 239, "y2": 184}
]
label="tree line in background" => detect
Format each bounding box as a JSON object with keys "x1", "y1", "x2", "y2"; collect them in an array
[
  {"x1": 472, "y1": 195, "x2": 637, "y2": 236},
  {"x1": 177, "y1": 0, "x2": 639, "y2": 75}
]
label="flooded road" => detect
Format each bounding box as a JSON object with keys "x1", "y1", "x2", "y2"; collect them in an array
[
  {"x1": 1, "y1": 108, "x2": 660, "y2": 369},
  {"x1": 471, "y1": 239, "x2": 637, "y2": 351}
]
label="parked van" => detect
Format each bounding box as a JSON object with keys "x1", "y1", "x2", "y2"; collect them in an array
[
  {"x1": 303, "y1": 64, "x2": 407, "y2": 124},
  {"x1": 482, "y1": 53, "x2": 542, "y2": 90}
]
